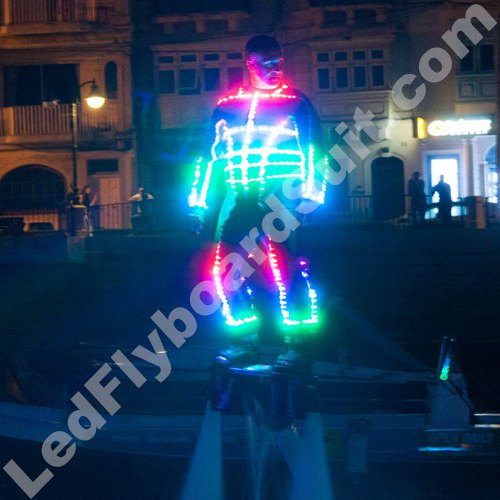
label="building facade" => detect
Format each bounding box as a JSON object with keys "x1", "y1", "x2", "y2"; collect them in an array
[
  {"x1": 147, "y1": 0, "x2": 497, "y2": 220},
  {"x1": 0, "y1": 0, "x2": 135, "y2": 229},
  {"x1": 0, "y1": 0, "x2": 496, "y2": 229}
]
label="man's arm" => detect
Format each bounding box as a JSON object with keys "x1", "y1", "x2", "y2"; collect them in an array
[
  {"x1": 295, "y1": 91, "x2": 328, "y2": 204},
  {"x1": 187, "y1": 107, "x2": 226, "y2": 211}
]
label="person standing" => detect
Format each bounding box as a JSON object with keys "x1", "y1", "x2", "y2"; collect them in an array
[
  {"x1": 188, "y1": 35, "x2": 329, "y2": 370},
  {"x1": 408, "y1": 172, "x2": 427, "y2": 224},
  {"x1": 129, "y1": 187, "x2": 154, "y2": 231},
  {"x1": 431, "y1": 175, "x2": 453, "y2": 224},
  {"x1": 80, "y1": 185, "x2": 99, "y2": 236}
]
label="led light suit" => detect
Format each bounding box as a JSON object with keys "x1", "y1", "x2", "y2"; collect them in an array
[{"x1": 189, "y1": 84, "x2": 328, "y2": 338}]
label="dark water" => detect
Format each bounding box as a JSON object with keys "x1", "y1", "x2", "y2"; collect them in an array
[{"x1": 1, "y1": 437, "x2": 499, "y2": 499}]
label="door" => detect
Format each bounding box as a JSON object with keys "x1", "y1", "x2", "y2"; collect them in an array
[
  {"x1": 95, "y1": 176, "x2": 124, "y2": 229},
  {"x1": 427, "y1": 155, "x2": 460, "y2": 217},
  {"x1": 371, "y1": 156, "x2": 405, "y2": 220}
]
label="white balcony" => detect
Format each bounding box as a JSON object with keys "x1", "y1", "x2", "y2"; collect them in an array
[{"x1": 0, "y1": 101, "x2": 119, "y2": 142}]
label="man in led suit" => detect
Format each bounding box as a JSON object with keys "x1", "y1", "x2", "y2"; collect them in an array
[{"x1": 189, "y1": 35, "x2": 328, "y2": 370}]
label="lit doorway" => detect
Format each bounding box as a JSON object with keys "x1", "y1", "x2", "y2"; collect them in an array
[{"x1": 427, "y1": 155, "x2": 460, "y2": 217}]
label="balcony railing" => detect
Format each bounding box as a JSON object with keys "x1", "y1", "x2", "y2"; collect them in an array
[
  {"x1": 0, "y1": 0, "x2": 120, "y2": 27},
  {"x1": 0, "y1": 101, "x2": 119, "y2": 137}
]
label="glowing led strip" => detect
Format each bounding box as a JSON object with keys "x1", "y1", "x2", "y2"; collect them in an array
[
  {"x1": 226, "y1": 125, "x2": 298, "y2": 138},
  {"x1": 240, "y1": 91, "x2": 260, "y2": 190},
  {"x1": 224, "y1": 147, "x2": 303, "y2": 160},
  {"x1": 190, "y1": 119, "x2": 228, "y2": 208},
  {"x1": 212, "y1": 242, "x2": 258, "y2": 327},
  {"x1": 268, "y1": 242, "x2": 319, "y2": 327},
  {"x1": 268, "y1": 242, "x2": 291, "y2": 323},
  {"x1": 301, "y1": 267, "x2": 319, "y2": 324},
  {"x1": 188, "y1": 156, "x2": 204, "y2": 207},
  {"x1": 224, "y1": 163, "x2": 303, "y2": 173},
  {"x1": 217, "y1": 84, "x2": 297, "y2": 105}
]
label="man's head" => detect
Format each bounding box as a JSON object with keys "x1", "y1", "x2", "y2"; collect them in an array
[
  {"x1": 412, "y1": 172, "x2": 420, "y2": 180},
  {"x1": 245, "y1": 35, "x2": 284, "y2": 90}
]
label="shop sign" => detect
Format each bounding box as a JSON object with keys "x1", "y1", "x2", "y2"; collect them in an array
[{"x1": 416, "y1": 117, "x2": 493, "y2": 138}]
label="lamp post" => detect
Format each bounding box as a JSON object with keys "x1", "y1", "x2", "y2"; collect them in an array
[{"x1": 69, "y1": 79, "x2": 106, "y2": 202}]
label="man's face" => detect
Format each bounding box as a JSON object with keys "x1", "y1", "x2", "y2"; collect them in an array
[{"x1": 246, "y1": 49, "x2": 284, "y2": 90}]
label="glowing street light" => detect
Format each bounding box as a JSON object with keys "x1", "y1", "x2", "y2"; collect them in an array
[
  {"x1": 85, "y1": 81, "x2": 106, "y2": 109},
  {"x1": 70, "y1": 80, "x2": 106, "y2": 199}
]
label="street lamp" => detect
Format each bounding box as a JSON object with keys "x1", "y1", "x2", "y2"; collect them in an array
[{"x1": 70, "y1": 79, "x2": 105, "y2": 201}]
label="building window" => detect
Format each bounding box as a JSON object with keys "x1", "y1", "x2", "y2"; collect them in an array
[
  {"x1": 0, "y1": 165, "x2": 65, "y2": 210},
  {"x1": 354, "y1": 9, "x2": 377, "y2": 27},
  {"x1": 227, "y1": 67, "x2": 243, "y2": 89},
  {"x1": 323, "y1": 10, "x2": 346, "y2": 27},
  {"x1": 227, "y1": 53, "x2": 242, "y2": 60},
  {"x1": 316, "y1": 48, "x2": 387, "y2": 92},
  {"x1": 353, "y1": 66, "x2": 366, "y2": 88},
  {"x1": 317, "y1": 68, "x2": 330, "y2": 89},
  {"x1": 179, "y1": 69, "x2": 199, "y2": 95},
  {"x1": 2, "y1": 64, "x2": 78, "y2": 106},
  {"x1": 204, "y1": 54, "x2": 219, "y2": 61},
  {"x1": 104, "y1": 62, "x2": 118, "y2": 99},
  {"x1": 335, "y1": 67, "x2": 348, "y2": 89},
  {"x1": 460, "y1": 47, "x2": 474, "y2": 72},
  {"x1": 479, "y1": 44, "x2": 494, "y2": 72},
  {"x1": 180, "y1": 54, "x2": 197, "y2": 62},
  {"x1": 206, "y1": 19, "x2": 228, "y2": 34},
  {"x1": 87, "y1": 159, "x2": 119, "y2": 175},
  {"x1": 158, "y1": 56, "x2": 174, "y2": 64},
  {"x1": 204, "y1": 68, "x2": 220, "y2": 91},
  {"x1": 458, "y1": 44, "x2": 495, "y2": 73},
  {"x1": 173, "y1": 22, "x2": 196, "y2": 36},
  {"x1": 372, "y1": 66, "x2": 385, "y2": 87},
  {"x1": 158, "y1": 70, "x2": 175, "y2": 94}
]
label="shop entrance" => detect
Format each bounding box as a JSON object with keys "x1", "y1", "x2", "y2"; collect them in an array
[{"x1": 427, "y1": 155, "x2": 460, "y2": 216}]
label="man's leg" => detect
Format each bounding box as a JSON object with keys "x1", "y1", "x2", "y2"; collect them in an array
[
  {"x1": 212, "y1": 240, "x2": 260, "y2": 366},
  {"x1": 267, "y1": 240, "x2": 319, "y2": 371}
]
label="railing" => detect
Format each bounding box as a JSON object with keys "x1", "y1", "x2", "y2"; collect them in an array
[
  {"x1": 0, "y1": 210, "x2": 61, "y2": 231},
  {"x1": 0, "y1": 101, "x2": 119, "y2": 137},
  {"x1": 1, "y1": 195, "x2": 494, "y2": 236},
  {"x1": 2, "y1": 0, "x2": 98, "y2": 25}
]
